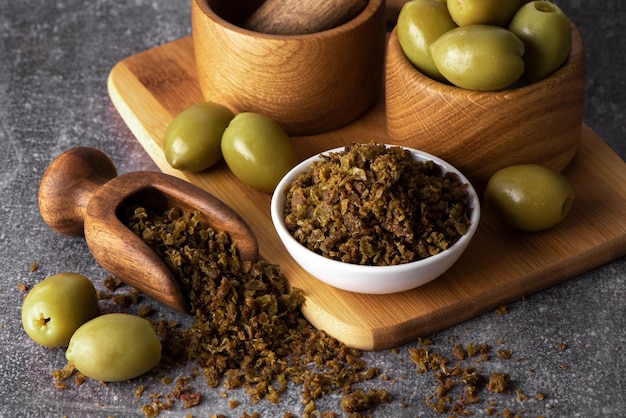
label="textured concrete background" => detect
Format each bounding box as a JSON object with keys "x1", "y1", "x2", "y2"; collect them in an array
[{"x1": 1, "y1": 0, "x2": 624, "y2": 417}]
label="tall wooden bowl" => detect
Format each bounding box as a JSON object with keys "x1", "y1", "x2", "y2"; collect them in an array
[
  {"x1": 385, "y1": 23, "x2": 585, "y2": 189},
  {"x1": 191, "y1": 0, "x2": 386, "y2": 136}
]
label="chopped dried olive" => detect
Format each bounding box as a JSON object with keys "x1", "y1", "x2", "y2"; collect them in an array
[
  {"x1": 122, "y1": 205, "x2": 387, "y2": 413},
  {"x1": 283, "y1": 143, "x2": 471, "y2": 266}
]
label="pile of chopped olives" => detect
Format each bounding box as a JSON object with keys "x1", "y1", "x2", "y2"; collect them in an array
[
  {"x1": 42, "y1": 205, "x2": 550, "y2": 416},
  {"x1": 283, "y1": 143, "x2": 472, "y2": 266},
  {"x1": 122, "y1": 205, "x2": 390, "y2": 413}
]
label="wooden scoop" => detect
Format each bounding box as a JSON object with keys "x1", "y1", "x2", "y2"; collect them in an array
[{"x1": 38, "y1": 147, "x2": 259, "y2": 313}]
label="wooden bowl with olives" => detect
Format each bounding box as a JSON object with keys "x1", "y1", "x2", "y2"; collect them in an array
[
  {"x1": 191, "y1": 0, "x2": 386, "y2": 136},
  {"x1": 385, "y1": 1, "x2": 585, "y2": 189}
]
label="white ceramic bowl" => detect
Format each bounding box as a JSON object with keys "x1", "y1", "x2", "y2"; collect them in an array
[{"x1": 271, "y1": 145, "x2": 481, "y2": 294}]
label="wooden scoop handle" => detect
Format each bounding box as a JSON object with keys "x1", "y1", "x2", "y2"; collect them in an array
[{"x1": 38, "y1": 147, "x2": 118, "y2": 236}]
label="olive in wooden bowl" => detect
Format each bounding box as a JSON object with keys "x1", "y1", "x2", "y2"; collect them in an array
[
  {"x1": 270, "y1": 143, "x2": 480, "y2": 294},
  {"x1": 191, "y1": 0, "x2": 386, "y2": 136},
  {"x1": 385, "y1": 18, "x2": 585, "y2": 189}
]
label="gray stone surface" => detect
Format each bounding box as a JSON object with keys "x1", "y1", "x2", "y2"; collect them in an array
[{"x1": 1, "y1": 1, "x2": 624, "y2": 417}]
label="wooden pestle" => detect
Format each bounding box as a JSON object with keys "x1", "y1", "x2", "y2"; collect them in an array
[
  {"x1": 244, "y1": 0, "x2": 369, "y2": 35},
  {"x1": 38, "y1": 147, "x2": 258, "y2": 313}
]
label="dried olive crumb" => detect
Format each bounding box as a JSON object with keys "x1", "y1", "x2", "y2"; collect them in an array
[
  {"x1": 52, "y1": 363, "x2": 76, "y2": 381},
  {"x1": 340, "y1": 388, "x2": 391, "y2": 413},
  {"x1": 138, "y1": 305, "x2": 154, "y2": 318},
  {"x1": 180, "y1": 391, "x2": 201, "y2": 409},
  {"x1": 407, "y1": 338, "x2": 544, "y2": 416},
  {"x1": 135, "y1": 385, "x2": 147, "y2": 398},
  {"x1": 487, "y1": 373, "x2": 510, "y2": 393},
  {"x1": 103, "y1": 275, "x2": 124, "y2": 292},
  {"x1": 497, "y1": 349, "x2": 513, "y2": 359},
  {"x1": 495, "y1": 305, "x2": 509, "y2": 315}
]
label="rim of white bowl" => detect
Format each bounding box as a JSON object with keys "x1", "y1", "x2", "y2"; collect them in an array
[{"x1": 270, "y1": 144, "x2": 481, "y2": 273}]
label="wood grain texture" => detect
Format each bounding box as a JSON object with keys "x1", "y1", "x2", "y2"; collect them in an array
[
  {"x1": 107, "y1": 35, "x2": 626, "y2": 350},
  {"x1": 386, "y1": 24, "x2": 585, "y2": 189},
  {"x1": 244, "y1": 0, "x2": 368, "y2": 35},
  {"x1": 191, "y1": 0, "x2": 386, "y2": 136},
  {"x1": 38, "y1": 147, "x2": 118, "y2": 236}
]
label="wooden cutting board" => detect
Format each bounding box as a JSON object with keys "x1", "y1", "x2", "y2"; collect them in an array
[{"x1": 107, "y1": 35, "x2": 626, "y2": 351}]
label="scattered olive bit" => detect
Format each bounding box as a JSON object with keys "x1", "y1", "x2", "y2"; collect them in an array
[
  {"x1": 66, "y1": 313, "x2": 161, "y2": 382},
  {"x1": 484, "y1": 163, "x2": 575, "y2": 232},
  {"x1": 21, "y1": 272, "x2": 99, "y2": 348},
  {"x1": 487, "y1": 372, "x2": 511, "y2": 393}
]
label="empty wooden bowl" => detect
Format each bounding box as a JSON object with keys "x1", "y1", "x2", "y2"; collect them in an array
[
  {"x1": 191, "y1": 0, "x2": 386, "y2": 136},
  {"x1": 385, "y1": 23, "x2": 585, "y2": 189}
]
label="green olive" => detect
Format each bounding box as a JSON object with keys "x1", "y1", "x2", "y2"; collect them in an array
[
  {"x1": 163, "y1": 102, "x2": 235, "y2": 172},
  {"x1": 397, "y1": 0, "x2": 457, "y2": 81},
  {"x1": 66, "y1": 313, "x2": 161, "y2": 382},
  {"x1": 430, "y1": 25, "x2": 525, "y2": 91},
  {"x1": 447, "y1": 0, "x2": 521, "y2": 26},
  {"x1": 509, "y1": 1, "x2": 571, "y2": 82},
  {"x1": 221, "y1": 112, "x2": 297, "y2": 194},
  {"x1": 21, "y1": 273, "x2": 99, "y2": 348},
  {"x1": 484, "y1": 164, "x2": 575, "y2": 232}
]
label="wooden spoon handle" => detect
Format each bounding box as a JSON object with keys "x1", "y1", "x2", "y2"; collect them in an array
[{"x1": 38, "y1": 147, "x2": 118, "y2": 236}]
